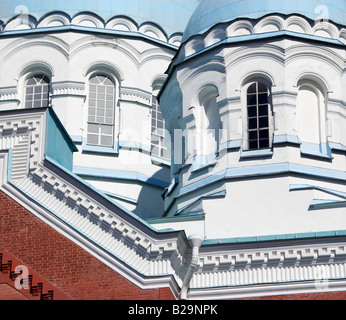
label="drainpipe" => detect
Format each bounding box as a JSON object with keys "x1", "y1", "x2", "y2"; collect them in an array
[{"x1": 180, "y1": 234, "x2": 204, "y2": 300}]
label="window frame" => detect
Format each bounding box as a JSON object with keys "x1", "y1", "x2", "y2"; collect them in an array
[
  {"x1": 242, "y1": 80, "x2": 274, "y2": 153},
  {"x1": 150, "y1": 95, "x2": 170, "y2": 160},
  {"x1": 24, "y1": 74, "x2": 51, "y2": 109},
  {"x1": 86, "y1": 74, "x2": 117, "y2": 149},
  {"x1": 246, "y1": 82, "x2": 271, "y2": 151}
]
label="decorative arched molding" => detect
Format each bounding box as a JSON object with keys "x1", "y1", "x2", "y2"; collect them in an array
[
  {"x1": 197, "y1": 84, "x2": 220, "y2": 105},
  {"x1": 18, "y1": 60, "x2": 54, "y2": 80},
  {"x1": 294, "y1": 72, "x2": 330, "y2": 95},
  {"x1": 239, "y1": 70, "x2": 276, "y2": 91},
  {"x1": 37, "y1": 12, "x2": 71, "y2": 28},
  {"x1": 139, "y1": 23, "x2": 167, "y2": 42},
  {"x1": 168, "y1": 34, "x2": 183, "y2": 47},
  {"x1": 106, "y1": 16, "x2": 138, "y2": 32},
  {"x1": 69, "y1": 36, "x2": 141, "y2": 69},
  {"x1": 286, "y1": 45, "x2": 344, "y2": 74},
  {"x1": 0, "y1": 36, "x2": 70, "y2": 61},
  {"x1": 312, "y1": 21, "x2": 339, "y2": 39},
  {"x1": 285, "y1": 15, "x2": 312, "y2": 34},
  {"x1": 151, "y1": 74, "x2": 167, "y2": 93},
  {"x1": 84, "y1": 61, "x2": 124, "y2": 84},
  {"x1": 254, "y1": 15, "x2": 285, "y2": 34},
  {"x1": 225, "y1": 44, "x2": 285, "y2": 71},
  {"x1": 4, "y1": 14, "x2": 37, "y2": 31},
  {"x1": 204, "y1": 26, "x2": 227, "y2": 47},
  {"x1": 71, "y1": 12, "x2": 105, "y2": 29},
  {"x1": 184, "y1": 36, "x2": 205, "y2": 57},
  {"x1": 227, "y1": 20, "x2": 253, "y2": 37},
  {"x1": 339, "y1": 29, "x2": 346, "y2": 45},
  {"x1": 178, "y1": 55, "x2": 226, "y2": 90}
]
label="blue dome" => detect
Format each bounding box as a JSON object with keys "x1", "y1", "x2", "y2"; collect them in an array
[
  {"x1": 0, "y1": 0, "x2": 199, "y2": 36},
  {"x1": 183, "y1": 0, "x2": 346, "y2": 42}
]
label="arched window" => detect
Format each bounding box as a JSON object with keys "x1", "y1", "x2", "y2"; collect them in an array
[
  {"x1": 25, "y1": 74, "x2": 50, "y2": 108},
  {"x1": 87, "y1": 74, "x2": 115, "y2": 147},
  {"x1": 151, "y1": 96, "x2": 169, "y2": 159},
  {"x1": 246, "y1": 82, "x2": 270, "y2": 150}
]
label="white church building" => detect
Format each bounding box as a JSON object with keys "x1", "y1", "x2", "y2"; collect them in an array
[{"x1": 0, "y1": 0, "x2": 346, "y2": 300}]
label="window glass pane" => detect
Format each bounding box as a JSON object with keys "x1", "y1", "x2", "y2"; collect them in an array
[
  {"x1": 97, "y1": 108, "x2": 105, "y2": 117},
  {"x1": 249, "y1": 140, "x2": 258, "y2": 150},
  {"x1": 87, "y1": 134, "x2": 99, "y2": 145},
  {"x1": 106, "y1": 109, "x2": 113, "y2": 117},
  {"x1": 248, "y1": 83, "x2": 257, "y2": 94},
  {"x1": 25, "y1": 101, "x2": 32, "y2": 108},
  {"x1": 89, "y1": 99, "x2": 96, "y2": 107},
  {"x1": 258, "y1": 105, "x2": 268, "y2": 116},
  {"x1": 101, "y1": 125, "x2": 112, "y2": 135},
  {"x1": 101, "y1": 135, "x2": 113, "y2": 146},
  {"x1": 88, "y1": 123, "x2": 99, "y2": 133},
  {"x1": 247, "y1": 106, "x2": 257, "y2": 117},
  {"x1": 34, "y1": 100, "x2": 42, "y2": 108},
  {"x1": 41, "y1": 76, "x2": 50, "y2": 84},
  {"x1": 157, "y1": 120, "x2": 164, "y2": 129},
  {"x1": 151, "y1": 145, "x2": 159, "y2": 156},
  {"x1": 259, "y1": 129, "x2": 269, "y2": 139},
  {"x1": 89, "y1": 84, "x2": 97, "y2": 92},
  {"x1": 26, "y1": 87, "x2": 33, "y2": 94},
  {"x1": 259, "y1": 139, "x2": 270, "y2": 149},
  {"x1": 97, "y1": 100, "x2": 105, "y2": 108},
  {"x1": 247, "y1": 94, "x2": 257, "y2": 106},
  {"x1": 104, "y1": 78, "x2": 113, "y2": 86},
  {"x1": 106, "y1": 101, "x2": 113, "y2": 109},
  {"x1": 98, "y1": 86, "x2": 106, "y2": 94},
  {"x1": 259, "y1": 117, "x2": 269, "y2": 128},
  {"x1": 249, "y1": 131, "x2": 258, "y2": 140},
  {"x1": 105, "y1": 117, "x2": 114, "y2": 125},
  {"x1": 258, "y1": 93, "x2": 268, "y2": 105},
  {"x1": 26, "y1": 78, "x2": 36, "y2": 85},
  {"x1": 248, "y1": 118, "x2": 258, "y2": 130},
  {"x1": 106, "y1": 86, "x2": 114, "y2": 94},
  {"x1": 258, "y1": 83, "x2": 268, "y2": 93}
]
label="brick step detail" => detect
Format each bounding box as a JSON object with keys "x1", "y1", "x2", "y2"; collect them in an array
[{"x1": 0, "y1": 250, "x2": 70, "y2": 300}]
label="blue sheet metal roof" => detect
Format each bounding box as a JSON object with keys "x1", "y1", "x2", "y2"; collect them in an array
[
  {"x1": 0, "y1": 0, "x2": 199, "y2": 36},
  {"x1": 183, "y1": 0, "x2": 346, "y2": 42}
]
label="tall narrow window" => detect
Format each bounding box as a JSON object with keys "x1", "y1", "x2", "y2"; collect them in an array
[
  {"x1": 87, "y1": 75, "x2": 115, "y2": 147},
  {"x1": 247, "y1": 82, "x2": 270, "y2": 150},
  {"x1": 25, "y1": 75, "x2": 50, "y2": 108},
  {"x1": 151, "y1": 96, "x2": 169, "y2": 159}
]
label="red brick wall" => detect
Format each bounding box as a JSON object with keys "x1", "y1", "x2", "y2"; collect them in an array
[{"x1": 0, "y1": 191, "x2": 175, "y2": 300}]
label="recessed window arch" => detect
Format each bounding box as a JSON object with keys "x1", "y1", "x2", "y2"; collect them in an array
[
  {"x1": 296, "y1": 77, "x2": 327, "y2": 146},
  {"x1": 24, "y1": 74, "x2": 51, "y2": 108},
  {"x1": 195, "y1": 85, "x2": 221, "y2": 157},
  {"x1": 244, "y1": 80, "x2": 273, "y2": 151},
  {"x1": 86, "y1": 74, "x2": 116, "y2": 147}
]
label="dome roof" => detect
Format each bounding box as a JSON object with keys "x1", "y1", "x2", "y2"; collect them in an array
[
  {"x1": 1, "y1": 0, "x2": 199, "y2": 36},
  {"x1": 183, "y1": 0, "x2": 346, "y2": 42}
]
